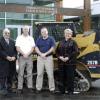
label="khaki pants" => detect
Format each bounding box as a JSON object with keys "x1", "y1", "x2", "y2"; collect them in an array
[
  {"x1": 18, "y1": 56, "x2": 33, "y2": 89},
  {"x1": 36, "y1": 56, "x2": 55, "y2": 91}
]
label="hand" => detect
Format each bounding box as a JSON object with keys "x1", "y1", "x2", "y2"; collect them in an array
[
  {"x1": 59, "y1": 56, "x2": 65, "y2": 62},
  {"x1": 40, "y1": 53, "x2": 46, "y2": 59},
  {"x1": 6, "y1": 56, "x2": 12, "y2": 61},
  {"x1": 64, "y1": 57, "x2": 69, "y2": 62},
  {"x1": 11, "y1": 57, "x2": 16, "y2": 61}
]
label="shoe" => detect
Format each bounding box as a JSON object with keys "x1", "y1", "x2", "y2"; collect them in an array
[
  {"x1": 35, "y1": 90, "x2": 41, "y2": 94},
  {"x1": 50, "y1": 90, "x2": 55, "y2": 94},
  {"x1": 0, "y1": 89, "x2": 8, "y2": 95},
  {"x1": 7, "y1": 88, "x2": 12, "y2": 93},
  {"x1": 67, "y1": 92, "x2": 74, "y2": 95},
  {"x1": 28, "y1": 88, "x2": 34, "y2": 93},
  {"x1": 60, "y1": 91, "x2": 65, "y2": 94},
  {"x1": 17, "y1": 89, "x2": 23, "y2": 94},
  {"x1": 55, "y1": 91, "x2": 65, "y2": 95}
]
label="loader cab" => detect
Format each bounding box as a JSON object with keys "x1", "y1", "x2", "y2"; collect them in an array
[{"x1": 33, "y1": 22, "x2": 80, "y2": 42}]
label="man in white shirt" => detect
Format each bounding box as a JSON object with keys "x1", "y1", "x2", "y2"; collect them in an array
[{"x1": 15, "y1": 25, "x2": 35, "y2": 94}]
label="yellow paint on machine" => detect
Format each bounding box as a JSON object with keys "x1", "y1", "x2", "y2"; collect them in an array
[{"x1": 91, "y1": 74, "x2": 100, "y2": 78}]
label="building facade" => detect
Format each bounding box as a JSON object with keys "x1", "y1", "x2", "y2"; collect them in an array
[{"x1": 0, "y1": 0, "x2": 55, "y2": 39}]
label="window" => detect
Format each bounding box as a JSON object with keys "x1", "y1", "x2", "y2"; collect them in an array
[
  {"x1": 93, "y1": 0, "x2": 99, "y2": 2},
  {"x1": 0, "y1": 0, "x2": 5, "y2": 3},
  {"x1": 0, "y1": 12, "x2": 5, "y2": 18},
  {"x1": 6, "y1": 0, "x2": 32, "y2": 5}
]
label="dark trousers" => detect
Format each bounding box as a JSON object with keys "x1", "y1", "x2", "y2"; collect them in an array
[
  {"x1": 7, "y1": 62, "x2": 16, "y2": 90},
  {"x1": 58, "y1": 64, "x2": 76, "y2": 93},
  {"x1": 0, "y1": 77, "x2": 8, "y2": 95},
  {"x1": 0, "y1": 78, "x2": 6, "y2": 90}
]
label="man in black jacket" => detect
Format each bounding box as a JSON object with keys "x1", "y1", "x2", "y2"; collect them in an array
[{"x1": 0, "y1": 28, "x2": 17, "y2": 94}]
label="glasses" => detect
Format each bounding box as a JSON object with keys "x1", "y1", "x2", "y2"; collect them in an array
[{"x1": 5, "y1": 32, "x2": 10, "y2": 35}]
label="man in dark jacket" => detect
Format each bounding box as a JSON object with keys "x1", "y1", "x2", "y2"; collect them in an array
[{"x1": 0, "y1": 28, "x2": 17, "y2": 94}]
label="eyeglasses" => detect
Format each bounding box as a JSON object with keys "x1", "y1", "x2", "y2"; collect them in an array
[{"x1": 5, "y1": 32, "x2": 10, "y2": 35}]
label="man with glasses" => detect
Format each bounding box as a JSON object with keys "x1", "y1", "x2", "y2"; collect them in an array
[{"x1": 0, "y1": 28, "x2": 17, "y2": 95}]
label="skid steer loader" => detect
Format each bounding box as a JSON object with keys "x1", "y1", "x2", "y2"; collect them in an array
[{"x1": 31, "y1": 22, "x2": 100, "y2": 92}]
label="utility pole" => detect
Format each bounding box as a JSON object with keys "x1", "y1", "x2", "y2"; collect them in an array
[
  {"x1": 5, "y1": 0, "x2": 7, "y2": 28},
  {"x1": 83, "y1": 0, "x2": 91, "y2": 32},
  {"x1": 55, "y1": 0, "x2": 63, "y2": 22}
]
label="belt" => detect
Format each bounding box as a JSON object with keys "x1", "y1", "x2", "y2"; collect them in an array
[
  {"x1": 19, "y1": 54, "x2": 32, "y2": 57},
  {"x1": 46, "y1": 54, "x2": 52, "y2": 57},
  {"x1": 19, "y1": 54, "x2": 23, "y2": 57},
  {"x1": 38, "y1": 53, "x2": 52, "y2": 57},
  {"x1": 0, "y1": 58, "x2": 3, "y2": 60}
]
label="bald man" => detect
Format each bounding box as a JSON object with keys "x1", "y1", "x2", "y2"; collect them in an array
[{"x1": 16, "y1": 25, "x2": 35, "y2": 94}]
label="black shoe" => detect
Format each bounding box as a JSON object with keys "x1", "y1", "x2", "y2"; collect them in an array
[
  {"x1": 28, "y1": 88, "x2": 34, "y2": 93},
  {"x1": 7, "y1": 88, "x2": 12, "y2": 92},
  {"x1": 67, "y1": 92, "x2": 74, "y2": 95},
  {"x1": 55, "y1": 91, "x2": 65, "y2": 95},
  {"x1": 50, "y1": 90, "x2": 55, "y2": 94},
  {"x1": 0, "y1": 89, "x2": 8, "y2": 95},
  {"x1": 35, "y1": 90, "x2": 41, "y2": 94},
  {"x1": 60, "y1": 91, "x2": 65, "y2": 94},
  {"x1": 17, "y1": 89, "x2": 23, "y2": 94}
]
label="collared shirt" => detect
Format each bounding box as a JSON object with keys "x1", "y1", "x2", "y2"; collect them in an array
[
  {"x1": 5, "y1": 38, "x2": 9, "y2": 44},
  {"x1": 36, "y1": 36, "x2": 55, "y2": 53},
  {"x1": 15, "y1": 34, "x2": 35, "y2": 54}
]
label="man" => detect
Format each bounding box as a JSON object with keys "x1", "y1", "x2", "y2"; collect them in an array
[
  {"x1": 35, "y1": 27, "x2": 55, "y2": 93},
  {"x1": 15, "y1": 25, "x2": 35, "y2": 94},
  {"x1": 0, "y1": 28, "x2": 17, "y2": 94}
]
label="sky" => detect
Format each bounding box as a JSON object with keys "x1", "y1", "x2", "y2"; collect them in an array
[
  {"x1": 63, "y1": 0, "x2": 84, "y2": 8},
  {"x1": 63, "y1": 0, "x2": 94, "y2": 8}
]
